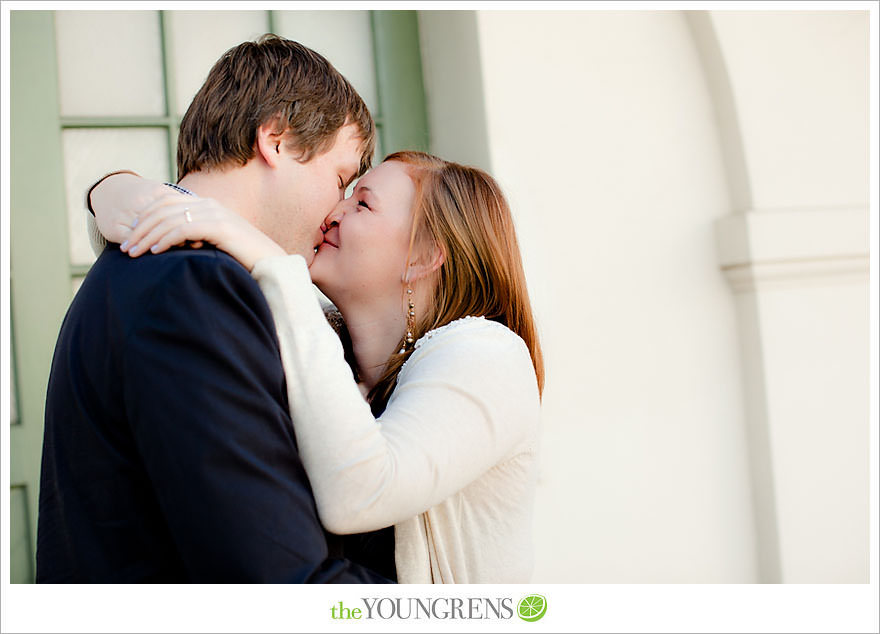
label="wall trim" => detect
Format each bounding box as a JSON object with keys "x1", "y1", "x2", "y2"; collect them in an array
[{"x1": 715, "y1": 207, "x2": 870, "y2": 292}]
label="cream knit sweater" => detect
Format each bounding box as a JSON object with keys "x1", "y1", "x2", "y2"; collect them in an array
[
  {"x1": 251, "y1": 256, "x2": 541, "y2": 583},
  {"x1": 88, "y1": 220, "x2": 541, "y2": 583}
]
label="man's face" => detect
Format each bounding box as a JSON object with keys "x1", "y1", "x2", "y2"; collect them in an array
[{"x1": 261, "y1": 123, "x2": 365, "y2": 264}]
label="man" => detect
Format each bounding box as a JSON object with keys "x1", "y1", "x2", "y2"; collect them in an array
[{"x1": 36, "y1": 35, "x2": 391, "y2": 582}]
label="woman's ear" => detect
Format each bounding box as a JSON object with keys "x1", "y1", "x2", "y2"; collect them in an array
[
  {"x1": 255, "y1": 118, "x2": 285, "y2": 168},
  {"x1": 405, "y1": 242, "x2": 445, "y2": 283}
]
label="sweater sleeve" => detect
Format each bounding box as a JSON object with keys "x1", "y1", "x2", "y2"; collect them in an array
[
  {"x1": 251, "y1": 255, "x2": 540, "y2": 534},
  {"x1": 87, "y1": 213, "x2": 109, "y2": 256},
  {"x1": 121, "y1": 251, "x2": 390, "y2": 582}
]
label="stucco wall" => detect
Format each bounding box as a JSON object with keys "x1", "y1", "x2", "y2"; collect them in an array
[{"x1": 418, "y1": 9, "x2": 870, "y2": 583}]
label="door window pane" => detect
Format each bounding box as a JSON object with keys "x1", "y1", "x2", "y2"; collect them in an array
[
  {"x1": 274, "y1": 11, "x2": 378, "y2": 114},
  {"x1": 62, "y1": 128, "x2": 170, "y2": 266},
  {"x1": 168, "y1": 11, "x2": 270, "y2": 117},
  {"x1": 55, "y1": 11, "x2": 165, "y2": 117}
]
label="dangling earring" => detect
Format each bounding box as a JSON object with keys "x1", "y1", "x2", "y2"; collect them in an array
[{"x1": 402, "y1": 285, "x2": 416, "y2": 353}]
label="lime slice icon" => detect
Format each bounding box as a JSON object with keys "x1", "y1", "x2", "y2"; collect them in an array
[{"x1": 517, "y1": 594, "x2": 547, "y2": 622}]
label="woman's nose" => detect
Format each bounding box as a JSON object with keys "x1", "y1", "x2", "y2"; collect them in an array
[{"x1": 321, "y1": 204, "x2": 347, "y2": 232}]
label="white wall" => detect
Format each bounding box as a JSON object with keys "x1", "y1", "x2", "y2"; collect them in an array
[
  {"x1": 706, "y1": 10, "x2": 871, "y2": 583},
  {"x1": 418, "y1": 9, "x2": 871, "y2": 583},
  {"x1": 707, "y1": 11, "x2": 869, "y2": 211}
]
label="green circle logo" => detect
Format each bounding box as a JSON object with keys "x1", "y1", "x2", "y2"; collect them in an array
[{"x1": 517, "y1": 594, "x2": 547, "y2": 622}]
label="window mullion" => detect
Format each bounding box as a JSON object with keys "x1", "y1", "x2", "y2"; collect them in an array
[
  {"x1": 369, "y1": 10, "x2": 429, "y2": 156},
  {"x1": 159, "y1": 10, "x2": 178, "y2": 181}
]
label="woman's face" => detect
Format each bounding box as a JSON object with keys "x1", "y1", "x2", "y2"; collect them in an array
[{"x1": 309, "y1": 161, "x2": 417, "y2": 307}]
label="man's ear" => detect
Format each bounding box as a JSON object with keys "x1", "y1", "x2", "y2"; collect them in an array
[
  {"x1": 255, "y1": 119, "x2": 285, "y2": 168},
  {"x1": 405, "y1": 242, "x2": 446, "y2": 284}
]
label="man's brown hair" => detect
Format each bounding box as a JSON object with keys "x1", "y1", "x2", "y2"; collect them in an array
[{"x1": 176, "y1": 34, "x2": 375, "y2": 181}]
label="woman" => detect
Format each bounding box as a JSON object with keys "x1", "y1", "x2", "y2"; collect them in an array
[{"x1": 89, "y1": 151, "x2": 544, "y2": 583}]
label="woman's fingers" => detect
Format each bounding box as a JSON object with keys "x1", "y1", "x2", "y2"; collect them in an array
[
  {"x1": 123, "y1": 189, "x2": 196, "y2": 246},
  {"x1": 125, "y1": 204, "x2": 224, "y2": 257},
  {"x1": 147, "y1": 218, "x2": 217, "y2": 255},
  {"x1": 121, "y1": 196, "x2": 236, "y2": 258},
  {"x1": 126, "y1": 211, "x2": 192, "y2": 257},
  {"x1": 145, "y1": 226, "x2": 191, "y2": 255},
  {"x1": 126, "y1": 199, "x2": 208, "y2": 253},
  {"x1": 123, "y1": 202, "x2": 187, "y2": 251}
]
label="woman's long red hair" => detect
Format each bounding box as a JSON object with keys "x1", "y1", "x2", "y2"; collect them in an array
[{"x1": 368, "y1": 151, "x2": 544, "y2": 406}]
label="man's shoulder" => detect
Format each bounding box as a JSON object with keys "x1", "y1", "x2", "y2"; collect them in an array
[
  {"x1": 81, "y1": 246, "x2": 269, "y2": 327},
  {"x1": 92, "y1": 245, "x2": 255, "y2": 292},
  {"x1": 94, "y1": 243, "x2": 244, "y2": 272}
]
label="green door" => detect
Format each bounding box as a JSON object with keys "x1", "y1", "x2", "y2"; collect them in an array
[{"x1": 9, "y1": 10, "x2": 74, "y2": 585}]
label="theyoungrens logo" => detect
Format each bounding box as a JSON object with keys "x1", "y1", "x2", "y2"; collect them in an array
[
  {"x1": 329, "y1": 594, "x2": 547, "y2": 622},
  {"x1": 517, "y1": 594, "x2": 547, "y2": 622}
]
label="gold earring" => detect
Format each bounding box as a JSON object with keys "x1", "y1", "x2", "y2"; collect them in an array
[{"x1": 405, "y1": 286, "x2": 415, "y2": 349}]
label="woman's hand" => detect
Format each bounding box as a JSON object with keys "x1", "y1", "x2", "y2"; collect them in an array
[
  {"x1": 121, "y1": 197, "x2": 286, "y2": 272},
  {"x1": 90, "y1": 173, "x2": 191, "y2": 246}
]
